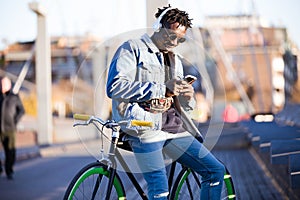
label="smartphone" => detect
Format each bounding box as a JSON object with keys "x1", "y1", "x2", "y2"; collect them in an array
[{"x1": 184, "y1": 75, "x2": 197, "y2": 84}]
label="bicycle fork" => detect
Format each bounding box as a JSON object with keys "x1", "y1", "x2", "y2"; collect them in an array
[
  {"x1": 105, "y1": 165, "x2": 117, "y2": 200},
  {"x1": 104, "y1": 133, "x2": 119, "y2": 200},
  {"x1": 91, "y1": 173, "x2": 105, "y2": 200},
  {"x1": 85, "y1": 161, "x2": 117, "y2": 200}
]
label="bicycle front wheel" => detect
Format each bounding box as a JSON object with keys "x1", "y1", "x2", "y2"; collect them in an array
[
  {"x1": 170, "y1": 167, "x2": 236, "y2": 200},
  {"x1": 63, "y1": 162, "x2": 126, "y2": 200}
]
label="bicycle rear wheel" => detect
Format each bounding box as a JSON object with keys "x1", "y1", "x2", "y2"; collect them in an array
[
  {"x1": 63, "y1": 162, "x2": 126, "y2": 200},
  {"x1": 170, "y1": 167, "x2": 236, "y2": 200}
]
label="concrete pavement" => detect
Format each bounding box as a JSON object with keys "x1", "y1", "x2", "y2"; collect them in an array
[{"x1": 2, "y1": 116, "x2": 298, "y2": 199}]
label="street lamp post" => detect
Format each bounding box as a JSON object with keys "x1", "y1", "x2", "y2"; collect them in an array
[{"x1": 29, "y1": 2, "x2": 53, "y2": 146}]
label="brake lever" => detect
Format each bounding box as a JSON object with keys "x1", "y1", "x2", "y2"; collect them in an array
[
  {"x1": 73, "y1": 116, "x2": 97, "y2": 127},
  {"x1": 73, "y1": 122, "x2": 89, "y2": 127}
]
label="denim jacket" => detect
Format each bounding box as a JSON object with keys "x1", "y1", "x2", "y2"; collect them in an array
[{"x1": 106, "y1": 34, "x2": 201, "y2": 139}]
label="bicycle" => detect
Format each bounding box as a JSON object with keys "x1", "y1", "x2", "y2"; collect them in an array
[{"x1": 63, "y1": 114, "x2": 236, "y2": 200}]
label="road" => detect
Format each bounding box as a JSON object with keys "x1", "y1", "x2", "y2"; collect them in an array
[
  {"x1": 0, "y1": 155, "x2": 92, "y2": 199},
  {"x1": 0, "y1": 140, "x2": 147, "y2": 200},
  {"x1": 0, "y1": 135, "x2": 285, "y2": 200}
]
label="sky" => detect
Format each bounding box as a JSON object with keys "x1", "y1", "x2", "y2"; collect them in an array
[{"x1": 0, "y1": 0, "x2": 299, "y2": 50}]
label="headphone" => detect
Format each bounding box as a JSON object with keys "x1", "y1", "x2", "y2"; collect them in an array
[{"x1": 152, "y1": 7, "x2": 172, "y2": 31}]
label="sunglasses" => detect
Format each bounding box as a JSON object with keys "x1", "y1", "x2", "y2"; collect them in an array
[{"x1": 163, "y1": 29, "x2": 186, "y2": 43}]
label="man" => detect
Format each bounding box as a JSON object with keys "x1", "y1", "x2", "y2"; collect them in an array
[
  {"x1": 0, "y1": 76, "x2": 25, "y2": 180},
  {"x1": 106, "y1": 5, "x2": 224, "y2": 199}
]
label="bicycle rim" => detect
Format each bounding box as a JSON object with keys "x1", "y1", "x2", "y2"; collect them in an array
[
  {"x1": 63, "y1": 162, "x2": 126, "y2": 200},
  {"x1": 170, "y1": 168, "x2": 236, "y2": 200}
]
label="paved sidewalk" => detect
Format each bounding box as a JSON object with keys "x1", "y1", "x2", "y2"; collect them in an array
[
  {"x1": 0, "y1": 116, "x2": 92, "y2": 162},
  {"x1": 0, "y1": 138, "x2": 91, "y2": 163},
  {"x1": 9, "y1": 133, "x2": 287, "y2": 199},
  {"x1": 0, "y1": 123, "x2": 289, "y2": 200}
]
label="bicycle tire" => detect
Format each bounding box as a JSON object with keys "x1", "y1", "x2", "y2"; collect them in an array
[
  {"x1": 63, "y1": 162, "x2": 126, "y2": 200},
  {"x1": 170, "y1": 167, "x2": 236, "y2": 200}
]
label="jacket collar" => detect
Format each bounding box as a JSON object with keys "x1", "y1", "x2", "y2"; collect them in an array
[{"x1": 141, "y1": 33, "x2": 160, "y2": 54}]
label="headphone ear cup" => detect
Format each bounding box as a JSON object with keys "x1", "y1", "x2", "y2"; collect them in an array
[
  {"x1": 152, "y1": 20, "x2": 160, "y2": 31},
  {"x1": 152, "y1": 7, "x2": 172, "y2": 31}
]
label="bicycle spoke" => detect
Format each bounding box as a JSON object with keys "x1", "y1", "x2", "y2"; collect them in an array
[
  {"x1": 91, "y1": 175, "x2": 103, "y2": 200},
  {"x1": 191, "y1": 170, "x2": 201, "y2": 188},
  {"x1": 185, "y1": 177, "x2": 194, "y2": 200}
]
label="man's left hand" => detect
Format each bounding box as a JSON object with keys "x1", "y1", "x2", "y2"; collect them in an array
[{"x1": 179, "y1": 81, "x2": 194, "y2": 101}]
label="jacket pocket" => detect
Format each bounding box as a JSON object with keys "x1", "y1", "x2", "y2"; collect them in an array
[{"x1": 137, "y1": 62, "x2": 164, "y2": 83}]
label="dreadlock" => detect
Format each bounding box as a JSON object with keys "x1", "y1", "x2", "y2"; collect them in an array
[{"x1": 155, "y1": 4, "x2": 193, "y2": 29}]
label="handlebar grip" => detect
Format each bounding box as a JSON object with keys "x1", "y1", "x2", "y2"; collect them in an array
[
  {"x1": 131, "y1": 120, "x2": 153, "y2": 127},
  {"x1": 73, "y1": 114, "x2": 91, "y2": 121}
]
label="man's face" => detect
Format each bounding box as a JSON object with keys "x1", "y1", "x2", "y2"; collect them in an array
[{"x1": 156, "y1": 22, "x2": 187, "y2": 51}]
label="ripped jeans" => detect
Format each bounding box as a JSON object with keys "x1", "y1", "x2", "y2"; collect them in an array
[{"x1": 128, "y1": 133, "x2": 225, "y2": 200}]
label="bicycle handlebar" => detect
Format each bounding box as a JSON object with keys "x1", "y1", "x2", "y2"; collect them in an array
[
  {"x1": 73, "y1": 114, "x2": 153, "y2": 128},
  {"x1": 73, "y1": 113, "x2": 91, "y2": 121},
  {"x1": 131, "y1": 120, "x2": 153, "y2": 127}
]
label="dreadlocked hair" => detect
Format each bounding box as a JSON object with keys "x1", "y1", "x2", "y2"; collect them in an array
[{"x1": 155, "y1": 4, "x2": 193, "y2": 29}]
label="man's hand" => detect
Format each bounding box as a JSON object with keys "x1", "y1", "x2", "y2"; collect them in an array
[
  {"x1": 165, "y1": 79, "x2": 183, "y2": 97},
  {"x1": 179, "y1": 81, "x2": 194, "y2": 101},
  {"x1": 165, "y1": 79, "x2": 194, "y2": 101}
]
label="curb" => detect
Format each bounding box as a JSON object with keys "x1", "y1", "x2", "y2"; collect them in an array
[{"x1": 16, "y1": 146, "x2": 41, "y2": 161}]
